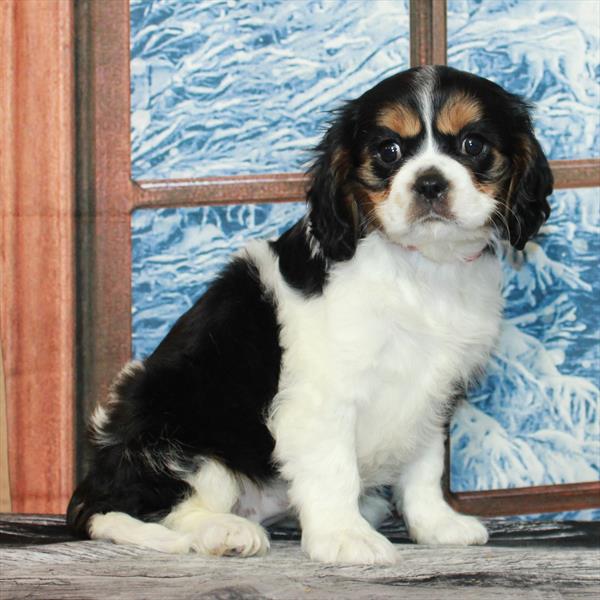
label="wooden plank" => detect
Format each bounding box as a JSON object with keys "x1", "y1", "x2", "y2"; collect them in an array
[
  {"x1": 447, "y1": 481, "x2": 600, "y2": 517},
  {"x1": 552, "y1": 158, "x2": 600, "y2": 189},
  {"x1": 0, "y1": 0, "x2": 75, "y2": 513},
  {"x1": 75, "y1": 0, "x2": 134, "y2": 475},
  {"x1": 131, "y1": 159, "x2": 600, "y2": 210},
  {"x1": 0, "y1": 336, "x2": 10, "y2": 512},
  {"x1": 134, "y1": 174, "x2": 307, "y2": 207},
  {"x1": 1, "y1": 515, "x2": 598, "y2": 600},
  {"x1": 410, "y1": 0, "x2": 447, "y2": 67}
]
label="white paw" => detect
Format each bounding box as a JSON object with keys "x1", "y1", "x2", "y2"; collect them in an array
[
  {"x1": 303, "y1": 525, "x2": 397, "y2": 564},
  {"x1": 189, "y1": 514, "x2": 270, "y2": 557},
  {"x1": 89, "y1": 512, "x2": 193, "y2": 554},
  {"x1": 406, "y1": 506, "x2": 488, "y2": 546}
]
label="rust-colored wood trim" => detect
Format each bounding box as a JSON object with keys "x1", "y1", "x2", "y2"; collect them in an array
[
  {"x1": 443, "y1": 424, "x2": 600, "y2": 517},
  {"x1": 551, "y1": 158, "x2": 600, "y2": 189},
  {"x1": 134, "y1": 173, "x2": 307, "y2": 208},
  {"x1": 129, "y1": 158, "x2": 600, "y2": 210},
  {"x1": 75, "y1": 0, "x2": 134, "y2": 477},
  {"x1": 446, "y1": 482, "x2": 600, "y2": 517},
  {"x1": 410, "y1": 0, "x2": 447, "y2": 66},
  {"x1": 0, "y1": 0, "x2": 75, "y2": 513}
]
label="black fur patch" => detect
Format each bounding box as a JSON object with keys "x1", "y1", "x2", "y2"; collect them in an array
[{"x1": 271, "y1": 220, "x2": 328, "y2": 297}]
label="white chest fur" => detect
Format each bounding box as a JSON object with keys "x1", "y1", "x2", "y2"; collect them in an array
[{"x1": 250, "y1": 233, "x2": 503, "y2": 487}]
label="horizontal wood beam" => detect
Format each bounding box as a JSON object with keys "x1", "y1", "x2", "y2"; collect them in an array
[
  {"x1": 447, "y1": 481, "x2": 600, "y2": 517},
  {"x1": 133, "y1": 173, "x2": 307, "y2": 209},
  {"x1": 551, "y1": 158, "x2": 600, "y2": 189},
  {"x1": 130, "y1": 158, "x2": 599, "y2": 211}
]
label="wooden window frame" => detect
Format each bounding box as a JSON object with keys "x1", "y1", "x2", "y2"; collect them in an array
[{"x1": 75, "y1": 0, "x2": 600, "y2": 514}]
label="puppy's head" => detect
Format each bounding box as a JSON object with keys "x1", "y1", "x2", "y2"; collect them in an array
[{"x1": 308, "y1": 66, "x2": 553, "y2": 262}]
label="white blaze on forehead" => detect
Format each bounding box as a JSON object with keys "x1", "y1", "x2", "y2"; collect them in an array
[{"x1": 414, "y1": 65, "x2": 437, "y2": 153}]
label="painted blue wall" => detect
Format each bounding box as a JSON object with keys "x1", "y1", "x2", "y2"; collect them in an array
[{"x1": 130, "y1": 0, "x2": 600, "y2": 518}]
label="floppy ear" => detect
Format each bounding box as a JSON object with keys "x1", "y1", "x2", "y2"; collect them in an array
[
  {"x1": 307, "y1": 103, "x2": 360, "y2": 262},
  {"x1": 505, "y1": 132, "x2": 553, "y2": 250}
]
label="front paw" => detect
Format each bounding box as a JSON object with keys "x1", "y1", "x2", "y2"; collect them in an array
[
  {"x1": 406, "y1": 506, "x2": 488, "y2": 546},
  {"x1": 303, "y1": 524, "x2": 397, "y2": 564}
]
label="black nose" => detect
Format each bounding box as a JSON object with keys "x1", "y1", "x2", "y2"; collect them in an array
[{"x1": 413, "y1": 169, "x2": 449, "y2": 202}]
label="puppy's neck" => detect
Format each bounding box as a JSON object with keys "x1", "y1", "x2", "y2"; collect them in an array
[{"x1": 401, "y1": 239, "x2": 488, "y2": 263}]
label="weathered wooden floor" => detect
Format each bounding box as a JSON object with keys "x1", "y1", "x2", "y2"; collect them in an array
[{"x1": 1, "y1": 514, "x2": 599, "y2": 599}]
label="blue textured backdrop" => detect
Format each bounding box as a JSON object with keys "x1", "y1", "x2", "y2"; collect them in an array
[
  {"x1": 130, "y1": 0, "x2": 409, "y2": 179},
  {"x1": 129, "y1": 0, "x2": 600, "y2": 518},
  {"x1": 447, "y1": 0, "x2": 600, "y2": 160}
]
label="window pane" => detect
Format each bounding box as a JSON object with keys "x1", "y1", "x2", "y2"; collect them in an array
[
  {"x1": 447, "y1": 0, "x2": 600, "y2": 160},
  {"x1": 130, "y1": 0, "x2": 409, "y2": 180},
  {"x1": 451, "y1": 187, "x2": 600, "y2": 492},
  {"x1": 131, "y1": 202, "x2": 305, "y2": 358}
]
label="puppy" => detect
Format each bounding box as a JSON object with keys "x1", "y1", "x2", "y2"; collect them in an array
[{"x1": 67, "y1": 65, "x2": 552, "y2": 564}]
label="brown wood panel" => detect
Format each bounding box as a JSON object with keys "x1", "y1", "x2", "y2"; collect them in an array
[
  {"x1": 132, "y1": 158, "x2": 599, "y2": 210},
  {"x1": 134, "y1": 173, "x2": 307, "y2": 208},
  {"x1": 75, "y1": 0, "x2": 134, "y2": 475},
  {"x1": 447, "y1": 481, "x2": 600, "y2": 517},
  {"x1": 0, "y1": 0, "x2": 75, "y2": 513},
  {"x1": 410, "y1": 0, "x2": 447, "y2": 66},
  {"x1": 552, "y1": 158, "x2": 600, "y2": 189},
  {"x1": 0, "y1": 336, "x2": 10, "y2": 512}
]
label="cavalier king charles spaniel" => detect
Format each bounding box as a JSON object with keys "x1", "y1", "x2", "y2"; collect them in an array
[{"x1": 68, "y1": 66, "x2": 552, "y2": 564}]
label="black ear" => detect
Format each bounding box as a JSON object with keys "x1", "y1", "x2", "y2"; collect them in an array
[
  {"x1": 505, "y1": 133, "x2": 553, "y2": 250},
  {"x1": 308, "y1": 103, "x2": 360, "y2": 262}
]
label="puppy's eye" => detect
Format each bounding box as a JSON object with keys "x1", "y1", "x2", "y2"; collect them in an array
[
  {"x1": 462, "y1": 135, "x2": 485, "y2": 156},
  {"x1": 378, "y1": 140, "x2": 401, "y2": 164}
]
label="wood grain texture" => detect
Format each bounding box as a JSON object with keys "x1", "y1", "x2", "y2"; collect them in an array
[
  {"x1": 0, "y1": 0, "x2": 75, "y2": 513},
  {"x1": 132, "y1": 158, "x2": 599, "y2": 210},
  {"x1": 1, "y1": 515, "x2": 598, "y2": 600},
  {"x1": 447, "y1": 481, "x2": 600, "y2": 517},
  {"x1": 551, "y1": 158, "x2": 600, "y2": 189},
  {"x1": 410, "y1": 0, "x2": 447, "y2": 67},
  {"x1": 0, "y1": 335, "x2": 10, "y2": 512},
  {"x1": 75, "y1": 0, "x2": 134, "y2": 474}
]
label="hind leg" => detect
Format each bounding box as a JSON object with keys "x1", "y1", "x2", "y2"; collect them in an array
[{"x1": 163, "y1": 460, "x2": 270, "y2": 557}]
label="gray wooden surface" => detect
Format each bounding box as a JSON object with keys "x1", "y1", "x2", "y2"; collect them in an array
[{"x1": 1, "y1": 515, "x2": 599, "y2": 599}]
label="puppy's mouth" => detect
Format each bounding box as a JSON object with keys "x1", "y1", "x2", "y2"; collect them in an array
[
  {"x1": 411, "y1": 202, "x2": 456, "y2": 226},
  {"x1": 415, "y1": 212, "x2": 454, "y2": 224}
]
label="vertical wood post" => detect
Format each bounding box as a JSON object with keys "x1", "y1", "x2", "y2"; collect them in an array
[{"x1": 0, "y1": 0, "x2": 76, "y2": 513}]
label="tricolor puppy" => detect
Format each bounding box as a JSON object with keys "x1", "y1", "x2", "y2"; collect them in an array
[{"x1": 68, "y1": 66, "x2": 552, "y2": 564}]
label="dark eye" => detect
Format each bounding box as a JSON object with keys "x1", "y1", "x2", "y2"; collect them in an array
[
  {"x1": 462, "y1": 135, "x2": 485, "y2": 156},
  {"x1": 378, "y1": 140, "x2": 401, "y2": 164}
]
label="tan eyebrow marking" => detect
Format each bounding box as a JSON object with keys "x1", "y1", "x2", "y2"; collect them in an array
[
  {"x1": 376, "y1": 105, "x2": 421, "y2": 138},
  {"x1": 436, "y1": 93, "x2": 483, "y2": 135}
]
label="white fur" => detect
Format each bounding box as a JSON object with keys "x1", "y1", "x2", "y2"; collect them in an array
[
  {"x1": 163, "y1": 460, "x2": 270, "y2": 557},
  {"x1": 90, "y1": 460, "x2": 270, "y2": 557},
  {"x1": 377, "y1": 149, "x2": 497, "y2": 263},
  {"x1": 245, "y1": 226, "x2": 502, "y2": 563},
  {"x1": 395, "y1": 428, "x2": 489, "y2": 545},
  {"x1": 90, "y1": 224, "x2": 502, "y2": 563},
  {"x1": 89, "y1": 361, "x2": 145, "y2": 448}
]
